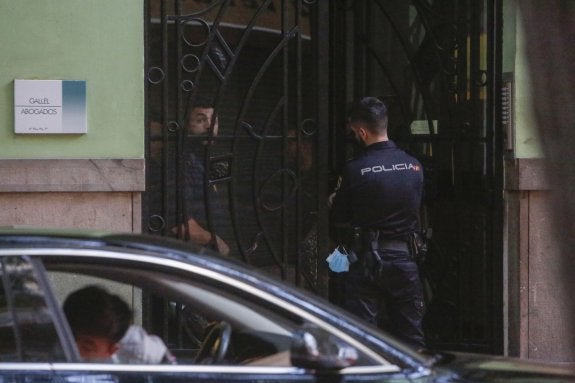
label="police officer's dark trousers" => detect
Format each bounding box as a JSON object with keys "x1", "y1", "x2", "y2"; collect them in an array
[{"x1": 342, "y1": 246, "x2": 425, "y2": 348}]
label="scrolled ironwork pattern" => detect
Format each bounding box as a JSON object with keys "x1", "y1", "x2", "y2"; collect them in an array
[
  {"x1": 145, "y1": 0, "x2": 322, "y2": 298},
  {"x1": 145, "y1": 0, "x2": 502, "y2": 354}
]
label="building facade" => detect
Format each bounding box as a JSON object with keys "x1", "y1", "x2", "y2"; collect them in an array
[{"x1": 0, "y1": 0, "x2": 571, "y2": 364}]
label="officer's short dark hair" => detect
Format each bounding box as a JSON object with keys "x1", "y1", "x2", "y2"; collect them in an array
[
  {"x1": 63, "y1": 285, "x2": 132, "y2": 343},
  {"x1": 347, "y1": 97, "x2": 388, "y2": 134}
]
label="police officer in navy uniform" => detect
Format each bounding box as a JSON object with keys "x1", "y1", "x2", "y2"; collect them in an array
[{"x1": 330, "y1": 97, "x2": 425, "y2": 348}]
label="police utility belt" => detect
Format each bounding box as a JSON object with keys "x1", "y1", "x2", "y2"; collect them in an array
[
  {"x1": 377, "y1": 239, "x2": 409, "y2": 252},
  {"x1": 346, "y1": 227, "x2": 426, "y2": 264}
]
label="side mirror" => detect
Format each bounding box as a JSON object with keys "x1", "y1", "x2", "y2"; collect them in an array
[{"x1": 290, "y1": 325, "x2": 358, "y2": 370}]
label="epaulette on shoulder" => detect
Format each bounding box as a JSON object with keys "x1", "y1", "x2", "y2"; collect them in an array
[
  {"x1": 345, "y1": 156, "x2": 356, "y2": 163},
  {"x1": 346, "y1": 149, "x2": 366, "y2": 162}
]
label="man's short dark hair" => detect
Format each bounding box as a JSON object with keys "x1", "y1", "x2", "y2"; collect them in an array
[
  {"x1": 347, "y1": 97, "x2": 388, "y2": 134},
  {"x1": 63, "y1": 285, "x2": 132, "y2": 343},
  {"x1": 187, "y1": 93, "x2": 215, "y2": 112}
]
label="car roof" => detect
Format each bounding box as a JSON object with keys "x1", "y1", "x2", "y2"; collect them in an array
[
  {"x1": 0, "y1": 227, "x2": 260, "y2": 288},
  {"x1": 0, "y1": 228, "x2": 330, "y2": 320},
  {"x1": 0, "y1": 226, "x2": 204, "y2": 253}
]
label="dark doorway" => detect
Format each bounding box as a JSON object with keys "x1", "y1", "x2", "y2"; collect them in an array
[
  {"x1": 329, "y1": 1, "x2": 503, "y2": 353},
  {"x1": 144, "y1": 0, "x2": 503, "y2": 354}
]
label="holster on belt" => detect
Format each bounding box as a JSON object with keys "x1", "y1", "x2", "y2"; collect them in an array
[
  {"x1": 335, "y1": 225, "x2": 406, "y2": 278},
  {"x1": 347, "y1": 228, "x2": 383, "y2": 280},
  {"x1": 408, "y1": 231, "x2": 428, "y2": 265}
]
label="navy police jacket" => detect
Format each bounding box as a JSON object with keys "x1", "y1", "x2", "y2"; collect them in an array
[{"x1": 331, "y1": 140, "x2": 423, "y2": 240}]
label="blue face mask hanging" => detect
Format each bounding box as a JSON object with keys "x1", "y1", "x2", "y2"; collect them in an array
[{"x1": 326, "y1": 246, "x2": 350, "y2": 273}]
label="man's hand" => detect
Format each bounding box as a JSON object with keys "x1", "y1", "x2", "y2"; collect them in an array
[{"x1": 173, "y1": 218, "x2": 230, "y2": 256}]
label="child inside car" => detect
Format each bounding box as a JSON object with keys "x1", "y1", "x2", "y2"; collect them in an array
[{"x1": 63, "y1": 285, "x2": 175, "y2": 364}]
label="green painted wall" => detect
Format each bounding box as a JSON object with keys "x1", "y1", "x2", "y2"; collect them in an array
[
  {"x1": 503, "y1": 0, "x2": 543, "y2": 159},
  {"x1": 502, "y1": 0, "x2": 543, "y2": 158},
  {"x1": 513, "y1": 7, "x2": 544, "y2": 159},
  {"x1": 502, "y1": 0, "x2": 516, "y2": 73},
  {"x1": 0, "y1": 0, "x2": 144, "y2": 159}
]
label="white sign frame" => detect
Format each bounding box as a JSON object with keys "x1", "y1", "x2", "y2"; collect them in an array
[{"x1": 14, "y1": 79, "x2": 87, "y2": 134}]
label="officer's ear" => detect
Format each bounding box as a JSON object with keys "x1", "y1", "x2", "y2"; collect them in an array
[
  {"x1": 349, "y1": 123, "x2": 369, "y2": 145},
  {"x1": 357, "y1": 126, "x2": 369, "y2": 141}
]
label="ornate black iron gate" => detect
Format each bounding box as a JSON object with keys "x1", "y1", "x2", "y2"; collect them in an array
[
  {"x1": 144, "y1": 0, "x2": 329, "y2": 292},
  {"x1": 329, "y1": 0, "x2": 503, "y2": 353},
  {"x1": 144, "y1": 0, "x2": 503, "y2": 354}
]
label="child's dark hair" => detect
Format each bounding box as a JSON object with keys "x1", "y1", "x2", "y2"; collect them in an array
[{"x1": 63, "y1": 285, "x2": 132, "y2": 343}]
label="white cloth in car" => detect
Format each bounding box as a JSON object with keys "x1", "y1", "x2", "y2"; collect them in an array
[{"x1": 116, "y1": 325, "x2": 173, "y2": 364}]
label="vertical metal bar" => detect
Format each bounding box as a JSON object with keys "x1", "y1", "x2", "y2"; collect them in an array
[
  {"x1": 487, "y1": 0, "x2": 504, "y2": 355},
  {"x1": 174, "y1": 0, "x2": 185, "y2": 345},
  {"x1": 475, "y1": 0, "x2": 488, "y2": 347},
  {"x1": 143, "y1": 0, "x2": 150, "y2": 235},
  {"x1": 160, "y1": 0, "x2": 171, "y2": 341},
  {"x1": 345, "y1": 0, "x2": 354, "y2": 104},
  {"x1": 316, "y1": 0, "x2": 330, "y2": 297},
  {"x1": 281, "y1": 0, "x2": 288, "y2": 281},
  {"x1": 295, "y1": 0, "x2": 303, "y2": 287},
  {"x1": 175, "y1": 0, "x2": 184, "y2": 241},
  {"x1": 454, "y1": 0, "x2": 466, "y2": 345},
  {"x1": 161, "y1": 0, "x2": 170, "y2": 242},
  {"x1": 142, "y1": 0, "x2": 151, "y2": 330},
  {"x1": 470, "y1": 0, "x2": 481, "y2": 134},
  {"x1": 467, "y1": 0, "x2": 482, "y2": 344},
  {"x1": 354, "y1": 1, "x2": 366, "y2": 97},
  {"x1": 328, "y1": 1, "x2": 340, "y2": 176}
]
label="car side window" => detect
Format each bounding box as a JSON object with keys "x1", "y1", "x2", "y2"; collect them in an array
[
  {"x1": 46, "y1": 262, "x2": 382, "y2": 368},
  {"x1": 0, "y1": 256, "x2": 66, "y2": 362}
]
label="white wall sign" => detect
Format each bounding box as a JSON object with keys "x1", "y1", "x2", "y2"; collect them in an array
[{"x1": 14, "y1": 79, "x2": 87, "y2": 134}]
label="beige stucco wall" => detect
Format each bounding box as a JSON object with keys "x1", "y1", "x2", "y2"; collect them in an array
[
  {"x1": 0, "y1": 192, "x2": 139, "y2": 232},
  {"x1": 0, "y1": 159, "x2": 144, "y2": 232},
  {"x1": 504, "y1": 162, "x2": 570, "y2": 363},
  {"x1": 527, "y1": 192, "x2": 572, "y2": 361}
]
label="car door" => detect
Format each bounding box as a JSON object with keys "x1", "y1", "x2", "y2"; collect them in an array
[{"x1": 36, "y1": 247, "x2": 417, "y2": 383}]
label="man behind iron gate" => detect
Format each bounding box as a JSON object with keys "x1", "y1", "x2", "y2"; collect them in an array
[{"x1": 330, "y1": 97, "x2": 426, "y2": 348}]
